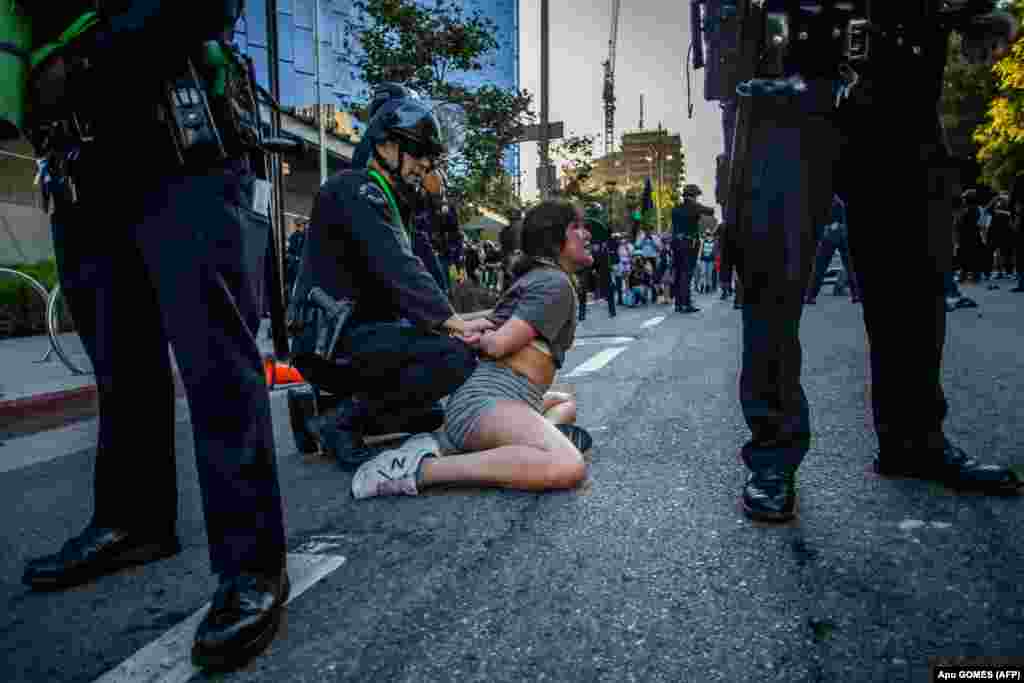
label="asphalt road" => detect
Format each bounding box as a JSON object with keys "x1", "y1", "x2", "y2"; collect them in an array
[{"x1": 2, "y1": 284, "x2": 1023, "y2": 682}]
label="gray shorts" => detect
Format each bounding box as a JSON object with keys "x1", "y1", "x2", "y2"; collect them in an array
[{"x1": 444, "y1": 360, "x2": 547, "y2": 451}]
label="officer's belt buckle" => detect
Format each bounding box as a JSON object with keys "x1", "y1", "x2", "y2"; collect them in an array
[{"x1": 846, "y1": 18, "x2": 870, "y2": 62}]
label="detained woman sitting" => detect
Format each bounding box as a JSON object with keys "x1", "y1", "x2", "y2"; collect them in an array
[{"x1": 351, "y1": 200, "x2": 594, "y2": 499}]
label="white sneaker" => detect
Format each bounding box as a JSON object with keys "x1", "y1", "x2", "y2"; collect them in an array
[{"x1": 351, "y1": 433, "x2": 441, "y2": 500}]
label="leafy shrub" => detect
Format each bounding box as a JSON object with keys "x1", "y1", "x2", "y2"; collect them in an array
[{"x1": 0, "y1": 260, "x2": 59, "y2": 338}]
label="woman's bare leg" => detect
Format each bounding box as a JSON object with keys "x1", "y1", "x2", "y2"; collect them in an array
[{"x1": 421, "y1": 401, "x2": 584, "y2": 491}]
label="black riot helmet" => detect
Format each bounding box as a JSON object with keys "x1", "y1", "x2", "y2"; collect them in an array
[
  {"x1": 362, "y1": 95, "x2": 447, "y2": 206},
  {"x1": 352, "y1": 83, "x2": 417, "y2": 169},
  {"x1": 366, "y1": 97, "x2": 447, "y2": 164}
]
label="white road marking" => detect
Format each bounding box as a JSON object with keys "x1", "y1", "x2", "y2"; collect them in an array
[
  {"x1": 93, "y1": 553, "x2": 346, "y2": 683},
  {"x1": 572, "y1": 336, "x2": 636, "y2": 347},
  {"x1": 641, "y1": 316, "x2": 666, "y2": 328},
  {"x1": 565, "y1": 347, "x2": 628, "y2": 378}
]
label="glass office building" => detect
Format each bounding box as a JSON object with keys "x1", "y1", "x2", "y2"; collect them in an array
[{"x1": 233, "y1": 0, "x2": 519, "y2": 179}]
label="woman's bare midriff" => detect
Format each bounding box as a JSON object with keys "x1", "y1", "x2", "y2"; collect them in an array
[{"x1": 488, "y1": 344, "x2": 555, "y2": 388}]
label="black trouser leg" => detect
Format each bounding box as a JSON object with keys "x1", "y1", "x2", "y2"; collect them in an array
[
  {"x1": 59, "y1": 159, "x2": 286, "y2": 576},
  {"x1": 52, "y1": 198, "x2": 178, "y2": 538},
  {"x1": 843, "y1": 139, "x2": 949, "y2": 454},
  {"x1": 134, "y1": 169, "x2": 286, "y2": 575},
  {"x1": 836, "y1": 231, "x2": 860, "y2": 299},
  {"x1": 808, "y1": 237, "x2": 836, "y2": 300},
  {"x1": 734, "y1": 85, "x2": 837, "y2": 472},
  {"x1": 599, "y1": 249, "x2": 616, "y2": 316},
  {"x1": 342, "y1": 323, "x2": 476, "y2": 411}
]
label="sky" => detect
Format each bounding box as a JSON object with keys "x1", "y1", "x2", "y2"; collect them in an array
[{"x1": 517, "y1": 0, "x2": 722, "y2": 215}]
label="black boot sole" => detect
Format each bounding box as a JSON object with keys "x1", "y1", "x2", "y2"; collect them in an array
[
  {"x1": 740, "y1": 497, "x2": 797, "y2": 523},
  {"x1": 24, "y1": 537, "x2": 182, "y2": 591},
  {"x1": 192, "y1": 574, "x2": 291, "y2": 672},
  {"x1": 873, "y1": 461, "x2": 1023, "y2": 495}
]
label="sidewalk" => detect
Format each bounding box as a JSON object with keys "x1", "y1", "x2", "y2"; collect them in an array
[{"x1": 0, "y1": 319, "x2": 280, "y2": 422}]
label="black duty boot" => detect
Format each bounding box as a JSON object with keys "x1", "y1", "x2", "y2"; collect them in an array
[
  {"x1": 192, "y1": 565, "x2": 291, "y2": 671},
  {"x1": 23, "y1": 525, "x2": 181, "y2": 590},
  {"x1": 318, "y1": 397, "x2": 373, "y2": 470},
  {"x1": 365, "y1": 401, "x2": 445, "y2": 437},
  {"x1": 287, "y1": 386, "x2": 320, "y2": 454},
  {"x1": 741, "y1": 467, "x2": 797, "y2": 522},
  {"x1": 874, "y1": 439, "x2": 1022, "y2": 494}
]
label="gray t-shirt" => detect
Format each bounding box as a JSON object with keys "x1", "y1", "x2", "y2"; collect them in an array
[{"x1": 488, "y1": 266, "x2": 578, "y2": 369}]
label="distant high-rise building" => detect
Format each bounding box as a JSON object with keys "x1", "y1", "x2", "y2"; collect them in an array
[
  {"x1": 232, "y1": 0, "x2": 519, "y2": 179},
  {"x1": 588, "y1": 129, "x2": 684, "y2": 198}
]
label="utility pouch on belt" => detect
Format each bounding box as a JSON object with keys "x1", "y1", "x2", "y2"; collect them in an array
[{"x1": 287, "y1": 286, "x2": 355, "y2": 363}]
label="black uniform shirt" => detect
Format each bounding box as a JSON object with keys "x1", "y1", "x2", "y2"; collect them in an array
[
  {"x1": 671, "y1": 200, "x2": 713, "y2": 241},
  {"x1": 304, "y1": 169, "x2": 455, "y2": 332}
]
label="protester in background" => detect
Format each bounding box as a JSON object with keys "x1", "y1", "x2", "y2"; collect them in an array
[
  {"x1": 350, "y1": 200, "x2": 593, "y2": 499},
  {"x1": 635, "y1": 227, "x2": 659, "y2": 278},
  {"x1": 956, "y1": 190, "x2": 985, "y2": 284},
  {"x1": 1012, "y1": 174, "x2": 1024, "y2": 292},
  {"x1": 986, "y1": 194, "x2": 1013, "y2": 282},
  {"x1": 656, "y1": 236, "x2": 673, "y2": 304},
  {"x1": 697, "y1": 229, "x2": 717, "y2": 294},
  {"x1": 285, "y1": 219, "x2": 308, "y2": 302},
  {"x1": 616, "y1": 235, "x2": 633, "y2": 306},
  {"x1": 584, "y1": 207, "x2": 617, "y2": 318},
  {"x1": 465, "y1": 238, "x2": 482, "y2": 286}
]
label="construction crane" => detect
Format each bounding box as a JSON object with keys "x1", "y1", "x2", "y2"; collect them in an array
[{"x1": 601, "y1": 0, "x2": 621, "y2": 157}]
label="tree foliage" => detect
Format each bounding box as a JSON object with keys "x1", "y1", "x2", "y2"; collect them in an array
[
  {"x1": 972, "y1": 0, "x2": 1024, "y2": 189},
  {"x1": 344, "y1": 0, "x2": 535, "y2": 215}
]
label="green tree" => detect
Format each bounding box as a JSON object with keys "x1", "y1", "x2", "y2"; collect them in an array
[
  {"x1": 345, "y1": 0, "x2": 535, "y2": 214},
  {"x1": 971, "y1": 0, "x2": 1024, "y2": 189}
]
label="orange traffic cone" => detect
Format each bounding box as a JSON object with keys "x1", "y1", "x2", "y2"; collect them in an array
[{"x1": 264, "y1": 356, "x2": 305, "y2": 387}]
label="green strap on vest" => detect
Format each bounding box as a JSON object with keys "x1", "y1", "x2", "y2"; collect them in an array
[
  {"x1": 29, "y1": 11, "x2": 98, "y2": 70},
  {"x1": 367, "y1": 169, "x2": 411, "y2": 242}
]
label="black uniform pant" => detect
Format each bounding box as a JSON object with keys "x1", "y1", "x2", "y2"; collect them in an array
[
  {"x1": 295, "y1": 322, "x2": 476, "y2": 425},
  {"x1": 52, "y1": 156, "x2": 286, "y2": 577},
  {"x1": 672, "y1": 242, "x2": 695, "y2": 308},
  {"x1": 599, "y1": 242, "x2": 616, "y2": 316},
  {"x1": 729, "y1": 80, "x2": 949, "y2": 472},
  {"x1": 808, "y1": 227, "x2": 860, "y2": 300}
]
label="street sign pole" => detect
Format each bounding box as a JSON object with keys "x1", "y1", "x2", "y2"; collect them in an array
[
  {"x1": 314, "y1": 0, "x2": 327, "y2": 186},
  {"x1": 539, "y1": 0, "x2": 550, "y2": 198}
]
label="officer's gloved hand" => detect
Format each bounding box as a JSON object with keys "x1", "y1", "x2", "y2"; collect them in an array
[{"x1": 960, "y1": 10, "x2": 1018, "y2": 65}]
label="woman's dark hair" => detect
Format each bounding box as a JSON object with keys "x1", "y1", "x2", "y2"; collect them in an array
[{"x1": 511, "y1": 200, "x2": 578, "y2": 278}]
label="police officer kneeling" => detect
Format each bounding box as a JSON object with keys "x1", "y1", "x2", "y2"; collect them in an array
[{"x1": 287, "y1": 92, "x2": 490, "y2": 468}]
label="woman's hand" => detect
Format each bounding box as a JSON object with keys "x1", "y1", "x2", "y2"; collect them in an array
[{"x1": 477, "y1": 329, "x2": 501, "y2": 358}]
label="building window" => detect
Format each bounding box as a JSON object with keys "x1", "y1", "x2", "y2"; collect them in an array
[
  {"x1": 278, "y1": 15, "x2": 295, "y2": 62},
  {"x1": 295, "y1": 0, "x2": 315, "y2": 29},
  {"x1": 246, "y1": 0, "x2": 268, "y2": 47},
  {"x1": 294, "y1": 28, "x2": 315, "y2": 73}
]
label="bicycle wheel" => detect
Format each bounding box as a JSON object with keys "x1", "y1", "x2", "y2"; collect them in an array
[
  {"x1": 0, "y1": 267, "x2": 54, "y2": 363},
  {"x1": 47, "y1": 284, "x2": 93, "y2": 376}
]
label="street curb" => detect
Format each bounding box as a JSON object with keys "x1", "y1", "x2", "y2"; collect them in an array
[{"x1": 0, "y1": 384, "x2": 97, "y2": 420}]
